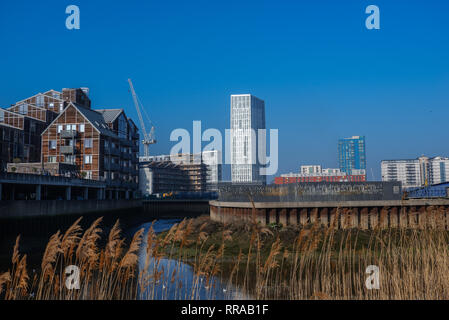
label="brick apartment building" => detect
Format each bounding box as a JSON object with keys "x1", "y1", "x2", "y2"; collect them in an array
[{"x1": 1, "y1": 88, "x2": 140, "y2": 199}]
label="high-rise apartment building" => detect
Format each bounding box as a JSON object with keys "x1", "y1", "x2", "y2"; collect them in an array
[
  {"x1": 381, "y1": 156, "x2": 449, "y2": 189},
  {"x1": 230, "y1": 94, "x2": 266, "y2": 184},
  {"x1": 338, "y1": 136, "x2": 366, "y2": 175}
]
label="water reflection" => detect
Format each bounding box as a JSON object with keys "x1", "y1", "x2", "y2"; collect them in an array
[{"x1": 132, "y1": 219, "x2": 249, "y2": 300}]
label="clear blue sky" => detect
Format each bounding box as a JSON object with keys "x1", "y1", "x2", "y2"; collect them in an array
[{"x1": 1, "y1": 0, "x2": 448, "y2": 181}]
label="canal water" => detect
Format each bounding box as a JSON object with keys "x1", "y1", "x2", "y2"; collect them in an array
[{"x1": 0, "y1": 210, "x2": 247, "y2": 300}]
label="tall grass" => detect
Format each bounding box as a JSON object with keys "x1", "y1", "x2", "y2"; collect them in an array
[{"x1": 2, "y1": 209, "x2": 449, "y2": 300}]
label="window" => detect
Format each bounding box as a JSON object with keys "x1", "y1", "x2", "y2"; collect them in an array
[
  {"x1": 18, "y1": 104, "x2": 28, "y2": 115},
  {"x1": 85, "y1": 138, "x2": 93, "y2": 148},
  {"x1": 59, "y1": 104, "x2": 64, "y2": 112},
  {"x1": 49, "y1": 140, "x2": 57, "y2": 150},
  {"x1": 48, "y1": 156, "x2": 56, "y2": 163},
  {"x1": 84, "y1": 155, "x2": 93, "y2": 164},
  {"x1": 57, "y1": 125, "x2": 63, "y2": 133},
  {"x1": 36, "y1": 95, "x2": 44, "y2": 107},
  {"x1": 79, "y1": 124, "x2": 85, "y2": 132},
  {"x1": 65, "y1": 155, "x2": 76, "y2": 164}
]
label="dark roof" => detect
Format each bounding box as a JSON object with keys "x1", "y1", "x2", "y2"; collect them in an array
[
  {"x1": 72, "y1": 104, "x2": 117, "y2": 137},
  {"x1": 95, "y1": 109, "x2": 124, "y2": 123}
]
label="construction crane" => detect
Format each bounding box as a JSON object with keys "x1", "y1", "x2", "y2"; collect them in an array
[{"x1": 128, "y1": 78, "x2": 156, "y2": 158}]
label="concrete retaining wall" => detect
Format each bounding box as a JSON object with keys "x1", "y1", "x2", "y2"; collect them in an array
[
  {"x1": 210, "y1": 199, "x2": 449, "y2": 230},
  {"x1": 0, "y1": 200, "x2": 142, "y2": 219},
  {"x1": 143, "y1": 200, "x2": 209, "y2": 219}
]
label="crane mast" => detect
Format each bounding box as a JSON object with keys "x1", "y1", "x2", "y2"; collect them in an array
[{"x1": 128, "y1": 78, "x2": 156, "y2": 158}]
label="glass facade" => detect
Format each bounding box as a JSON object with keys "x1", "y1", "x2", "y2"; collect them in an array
[
  {"x1": 230, "y1": 94, "x2": 266, "y2": 184},
  {"x1": 338, "y1": 136, "x2": 366, "y2": 175}
]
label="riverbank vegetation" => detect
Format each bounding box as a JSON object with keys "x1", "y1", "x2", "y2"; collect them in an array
[{"x1": 2, "y1": 211, "x2": 449, "y2": 300}]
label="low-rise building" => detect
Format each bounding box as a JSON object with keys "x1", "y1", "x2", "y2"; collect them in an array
[
  {"x1": 274, "y1": 165, "x2": 366, "y2": 184},
  {"x1": 139, "y1": 153, "x2": 212, "y2": 196},
  {"x1": 41, "y1": 103, "x2": 139, "y2": 199},
  {"x1": 140, "y1": 150, "x2": 222, "y2": 192}
]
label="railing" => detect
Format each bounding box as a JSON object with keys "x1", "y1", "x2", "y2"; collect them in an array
[
  {"x1": 122, "y1": 152, "x2": 131, "y2": 160},
  {"x1": 60, "y1": 146, "x2": 76, "y2": 154},
  {"x1": 109, "y1": 163, "x2": 121, "y2": 171},
  {"x1": 0, "y1": 172, "x2": 106, "y2": 187},
  {"x1": 60, "y1": 130, "x2": 78, "y2": 139},
  {"x1": 110, "y1": 148, "x2": 120, "y2": 156}
]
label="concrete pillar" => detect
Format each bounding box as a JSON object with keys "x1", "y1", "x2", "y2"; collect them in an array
[
  {"x1": 390, "y1": 207, "x2": 399, "y2": 228},
  {"x1": 115, "y1": 190, "x2": 119, "y2": 200},
  {"x1": 380, "y1": 207, "x2": 389, "y2": 229},
  {"x1": 84, "y1": 187, "x2": 89, "y2": 200},
  {"x1": 310, "y1": 208, "x2": 318, "y2": 224},
  {"x1": 350, "y1": 208, "x2": 358, "y2": 228},
  {"x1": 257, "y1": 209, "x2": 266, "y2": 225},
  {"x1": 435, "y1": 206, "x2": 445, "y2": 230},
  {"x1": 36, "y1": 184, "x2": 41, "y2": 201},
  {"x1": 66, "y1": 186, "x2": 72, "y2": 201},
  {"x1": 299, "y1": 208, "x2": 308, "y2": 226},
  {"x1": 399, "y1": 207, "x2": 408, "y2": 228},
  {"x1": 269, "y1": 209, "x2": 277, "y2": 225},
  {"x1": 409, "y1": 207, "x2": 418, "y2": 229},
  {"x1": 369, "y1": 208, "x2": 379, "y2": 230},
  {"x1": 360, "y1": 208, "x2": 369, "y2": 230},
  {"x1": 418, "y1": 206, "x2": 427, "y2": 229},
  {"x1": 329, "y1": 208, "x2": 339, "y2": 229},
  {"x1": 290, "y1": 208, "x2": 298, "y2": 226},
  {"x1": 279, "y1": 209, "x2": 288, "y2": 226},
  {"x1": 125, "y1": 190, "x2": 130, "y2": 200},
  {"x1": 320, "y1": 208, "x2": 329, "y2": 227},
  {"x1": 341, "y1": 208, "x2": 350, "y2": 230}
]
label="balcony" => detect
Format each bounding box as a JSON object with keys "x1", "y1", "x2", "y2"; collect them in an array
[
  {"x1": 60, "y1": 146, "x2": 76, "y2": 154},
  {"x1": 109, "y1": 163, "x2": 120, "y2": 171},
  {"x1": 121, "y1": 139, "x2": 133, "y2": 147},
  {"x1": 60, "y1": 130, "x2": 78, "y2": 139}
]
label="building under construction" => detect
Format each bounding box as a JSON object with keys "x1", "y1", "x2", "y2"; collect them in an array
[{"x1": 139, "y1": 157, "x2": 209, "y2": 196}]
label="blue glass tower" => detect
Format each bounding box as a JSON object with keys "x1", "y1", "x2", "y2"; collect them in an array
[{"x1": 338, "y1": 136, "x2": 366, "y2": 175}]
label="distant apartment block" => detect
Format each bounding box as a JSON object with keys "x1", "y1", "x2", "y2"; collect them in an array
[
  {"x1": 381, "y1": 156, "x2": 449, "y2": 189},
  {"x1": 230, "y1": 94, "x2": 266, "y2": 184},
  {"x1": 139, "y1": 150, "x2": 222, "y2": 195},
  {"x1": 275, "y1": 165, "x2": 366, "y2": 184},
  {"x1": 338, "y1": 136, "x2": 366, "y2": 176},
  {"x1": 139, "y1": 155, "x2": 211, "y2": 196}
]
